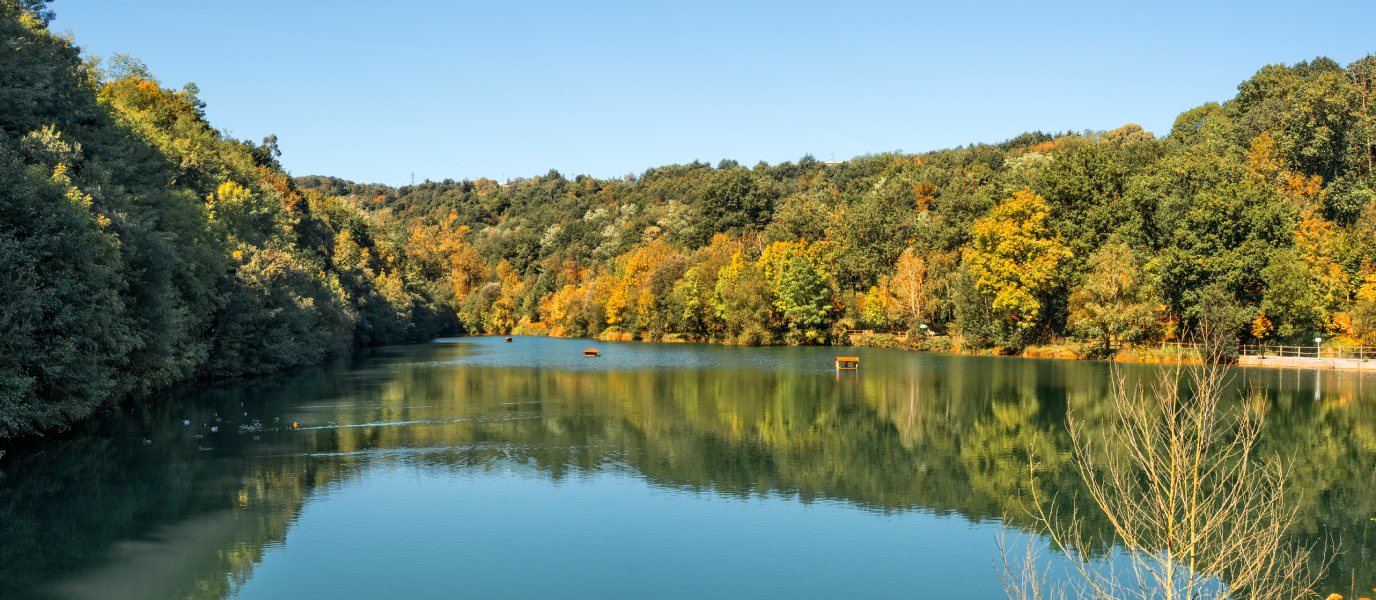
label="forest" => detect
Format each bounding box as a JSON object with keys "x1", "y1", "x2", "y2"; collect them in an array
[
  {"x1": 0, "y1": 1, "x2": 452, "y2": 437},
  {"x1": 298, "y1": 56, "x2": 1376, "y2": 353},
  {"x1": 2, "y1": 0, "x2": 1376, "y2": 437}
]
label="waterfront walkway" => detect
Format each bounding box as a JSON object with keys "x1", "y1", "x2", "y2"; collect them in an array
[
  {"x1": 1238, "y1": 345, "x2": 1376, "y2": 371},
  {"x1": 1237, "y1": 355, "x2": 1375, "y2": 370}
]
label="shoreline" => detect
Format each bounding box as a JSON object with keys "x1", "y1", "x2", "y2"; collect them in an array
[
  {"x1": 501, "y1": 326, "x2": 1375, "y2": 372},
  {"x1": 503, "y1": 324, "x2": 1212, "y2": 366}
]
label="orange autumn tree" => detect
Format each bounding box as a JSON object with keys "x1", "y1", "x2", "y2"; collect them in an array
[
  {"x1": 604, "y1": 239, "x2": 676, "y2": 331},
  {"x1": 406, "y1": 218, "x2": 487, "y2": 300}
]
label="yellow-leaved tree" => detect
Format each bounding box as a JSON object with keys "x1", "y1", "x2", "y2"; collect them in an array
[
  {"x1": 604, "y1": 239, "x2": 674, "y2": 330},
  {"x1": 405, "y1": 220, "x2": 486, "y2": 300},
  {"x1": 886, "y1": 247, "x2": 931, "y2": 327},
  {"x1": 1067, "y1": 242, "x2": 1158, "y2": 351},
  {"x1": 962, "y1": 188, "x2": 1070, "y2": 343},
  {"x1": 1353, "y1": 265, "x2": 1376, "y2": 344}
]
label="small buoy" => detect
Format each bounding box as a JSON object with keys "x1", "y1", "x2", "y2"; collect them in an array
[
  {"x1": 210, "y1": 427, "x2": 218, "y2": 433},
  {"x1": 183, "y1": 420, "x2": 190, "y2": 426},
  {"x1": 143, "y1": 439, "x2": 151, "y2": 445}
]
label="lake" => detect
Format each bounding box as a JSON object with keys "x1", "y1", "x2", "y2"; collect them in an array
[{"x1": 2, "y1": 336, "x2": 1374, "y2": 599}]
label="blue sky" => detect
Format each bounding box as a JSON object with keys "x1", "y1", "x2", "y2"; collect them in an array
[{"x1": 52, "y1": 0, "x2": 1376, "y2": 186}]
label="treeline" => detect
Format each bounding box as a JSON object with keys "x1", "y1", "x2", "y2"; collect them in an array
[
  {"x1": 0, "y1": 2, "x2": 456, "y2": 437},
  {"x1": 5, "y1": 0, "x2": 1376, "y2": 438},
  {"x1": 299, "y1": 56, "x2": 1376, "y2": 352}
]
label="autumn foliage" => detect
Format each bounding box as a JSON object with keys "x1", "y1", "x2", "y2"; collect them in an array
[{"x1": 5, "y1": 0, "x2": 1376, "y2": 438}]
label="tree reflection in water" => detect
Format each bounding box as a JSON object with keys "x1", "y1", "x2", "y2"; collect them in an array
[{"x1": 1, "y1": 337, "x2": 1373, "y2": 599}]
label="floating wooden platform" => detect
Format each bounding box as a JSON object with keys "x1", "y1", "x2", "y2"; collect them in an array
[
  {"x1": 836, "y1": 357, "x2": 859, "y2": 370},
  {"x1": 584, "y1": 348, "x2": 600, "y2": 357}
]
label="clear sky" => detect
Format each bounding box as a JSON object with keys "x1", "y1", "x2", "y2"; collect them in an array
[{"x1": 51, "y1": 0, "x2": 1376, "y2": 187}]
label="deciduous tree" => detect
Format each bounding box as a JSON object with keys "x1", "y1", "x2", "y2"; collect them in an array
[
  {"x1": 962, "y1": 189, "x2": 1071, "y2": 346},
  {"x1": 1067, "y1": 242, "x2": 1158, "y2": 350}
]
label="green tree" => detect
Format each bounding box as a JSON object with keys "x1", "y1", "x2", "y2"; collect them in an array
[
  {"x1": 1169, "y1": 102, "x2": 1231, "y2": 147},
  {"x1": 774, "y1": 253, "x2": 831, "y2": 343},
  {"x1": 825, "y1": 159, "x2": 923, "y2": 289},
  {"x1": 695, "y1": 167, "x2": 779, "y2": 246},
  {"x1": 1034, "y1": 141, "x2": 1156, "y2": 265},
  {"x1": 1130, "y1": 150, "x2": 1295, "y2": 324},
  {"x1": 0, "y1": 154, "x2": 133, "y2": 436},
  {"x1": 711, "y1": 252, "x2": 774, "y2": 343},
  {"x1": 1229, "y1": 57, "x2": 1355, "y2": 183},
  {"x1": 1067, "y1": 242, "x2": 1158, "y2": 350},
  {"x1": 1257, "y1": 250, "x2": 1324, "y2": 340}
]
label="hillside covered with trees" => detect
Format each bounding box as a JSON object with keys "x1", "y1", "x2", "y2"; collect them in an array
[
  {"x1": 0, "y1": 1, "x2": 457, "y2": 437},
  {"x1": 2, "y1": 0, "x2": 1375, "y2": 437},
  {"x1": 298, "y1": 56, "x2": 1376, "y2": 353}
]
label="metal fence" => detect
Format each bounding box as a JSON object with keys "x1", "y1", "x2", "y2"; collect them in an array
[
  {"x1": 839, "y1": 335, "x2": 1373, "y2": 360},
  {"x1": 1239, "y1": 345, "x2": 1376, "y2": 360},
  {"x1": 846, "y1": 330, "x2": 909, "y2": 339}
]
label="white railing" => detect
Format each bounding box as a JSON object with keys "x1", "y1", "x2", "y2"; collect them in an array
[{"x1": 1239, "y1": 345, "x2": 1376, "y2": 360}]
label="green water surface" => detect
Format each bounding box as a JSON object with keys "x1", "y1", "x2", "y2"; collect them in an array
[{"x1": 2, "y1": 336, "x2": 1374, "y2": 599}]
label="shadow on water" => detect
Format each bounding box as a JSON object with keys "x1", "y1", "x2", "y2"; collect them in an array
[{"x1": 2, "y1": 336, "x2": 1375, "y2": 598}]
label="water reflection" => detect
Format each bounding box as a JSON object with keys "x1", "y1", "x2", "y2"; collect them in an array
[{"x1": 2, "y1": 337, "x2": 1375, "y2": 598}]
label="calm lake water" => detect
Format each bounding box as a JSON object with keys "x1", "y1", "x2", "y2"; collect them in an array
[{"x1": 2, "y1": 336, "x2": 1375, "y2": 599}]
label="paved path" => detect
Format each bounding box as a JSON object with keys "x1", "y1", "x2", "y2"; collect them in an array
[{"x1": 1237, "y1": 356, "x2": 1376, "y2": 371}]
